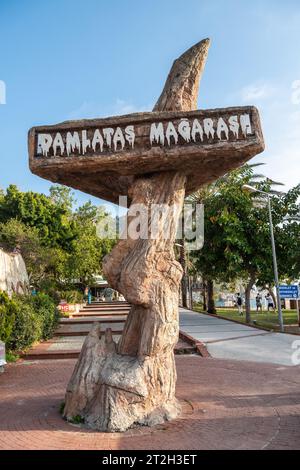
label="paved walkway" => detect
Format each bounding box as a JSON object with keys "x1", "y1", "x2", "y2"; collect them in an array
[
  {"x1": 180, "y1": 308, "x2": 300, "y2": 366},
  {"x1": 1, "y1": 304, "x2": 300, "y2": 449},
  {"x1": 23, "y1": 303, "x2": 196, "y2": 360},
  {"x1": 1, "y1": 355, "x2": 300, "y2": 450}
]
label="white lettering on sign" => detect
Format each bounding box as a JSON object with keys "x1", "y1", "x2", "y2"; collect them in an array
[
  {"x1": 36, "y1": 114, "x2": 253, "y2": 157},
  {"x1": 37, "y1": 133, "x2": 53, "y2": 156},
  {"x1": 150, "y1": 122, "x2": 165, "y2": 146},
  {"x1": 67, "y1": 131, "x2": 81, "y2": 155}
]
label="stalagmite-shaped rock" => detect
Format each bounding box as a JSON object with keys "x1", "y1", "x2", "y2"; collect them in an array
[{"x1": 63, "y1": 39, "x2": 211, "y2": 431}]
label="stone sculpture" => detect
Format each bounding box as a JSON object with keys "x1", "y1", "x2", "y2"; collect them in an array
[{"x1": 29, "y1": 39, "x2": 264, "y2": 431}]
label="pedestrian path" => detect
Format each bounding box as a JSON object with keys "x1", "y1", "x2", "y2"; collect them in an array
[
  {"x1": 23, "y1": 302, "x2": 196, "y2": 359},
  {"x1": 179, "y1": 308, "x2": 300, "y2": 366},
  {"x1": 2, "y1": 355, "x2": 300, "y2": 449}
]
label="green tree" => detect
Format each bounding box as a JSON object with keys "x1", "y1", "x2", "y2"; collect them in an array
[
  {"x1": 0, "y1": 185, "x2": 77, "y2": 250},
  {"x1": 49, "y1": 185, "x2": 75, "y2": 213},
  {"x1": 0, "y1": 185, "x2": 117, "y2": 294},
  {"x1": 191, "y1": 165, "x2": 300, "y2": 323},
  {"x1": 0, "y1": 219, "x2": 47, "y2": 284},
  {"x1": 68, "y1": 204, "x2": 115, "y2": 286}
]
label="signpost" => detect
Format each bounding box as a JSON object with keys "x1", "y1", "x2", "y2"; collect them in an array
[
  {"x1": 279, "y1": 285, "x2": 300, "y2": 326},
  {"x1": 28, "y1": 38, "x2": 265, "y2": 432},
  {"x1": 29, "y1": 107, "x2": 264, "y2": 204},
  {"x1": 279, "y1": 285, "x2": 299, "y2": 299}
]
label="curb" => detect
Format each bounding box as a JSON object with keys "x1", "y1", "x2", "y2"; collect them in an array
[
  {"x1": 179, "y1": 330, "x2": 211, "y2": 358},
  {"x1": 183, "y1": 307, "x2": 274, "y2": 333}
]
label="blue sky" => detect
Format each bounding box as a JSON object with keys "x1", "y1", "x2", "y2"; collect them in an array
[{"x1": 0, "y1": 0, "x2": 300, "y2": 212}]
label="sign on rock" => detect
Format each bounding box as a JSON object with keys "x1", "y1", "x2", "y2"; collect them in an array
[
  {"x1": 28, "y1": 107, "x2": 264, "y2": 203},
  {"x1": 27, "y1": 37, "x2": 266, "y2": 433}
]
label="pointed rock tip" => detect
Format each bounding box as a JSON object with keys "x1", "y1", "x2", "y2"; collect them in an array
[{"x1": 178, "y1": 37, "x2": 211, "y2": 60}]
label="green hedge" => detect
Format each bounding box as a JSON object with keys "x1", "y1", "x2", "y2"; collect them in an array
[
  {"x1": 0, "y1": 291, "x2": 59, "y2": 352},
  {"x1": 0, "y1": 291, "x2": 15, "y2": 344},
  {"x1": 38, "y1": 284, "x2": 84, "y2": 305}
]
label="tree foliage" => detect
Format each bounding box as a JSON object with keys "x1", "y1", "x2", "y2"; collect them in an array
[
  {"x1": 190, "y1": 165, "x2": 300, "y2": 322},
  {"x1": 0, "y1": 184, "x2": 116, "y2": 291},
  {"x1": 0, "y1": 184, "x2": 78, "y2": 250}
]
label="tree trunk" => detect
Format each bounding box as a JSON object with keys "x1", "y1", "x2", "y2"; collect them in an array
[
  {"x1": 179, "y1": 240, "x2": 188, "y2": 308},
  {"x1": 202, "y1": 280, "x2": 207, "y2": 311},
  {"x1": 63, "y1": 172, "x2": 185, "y2": 430},
  {"x1": 63, "y1": 39, "x2": 211, "y2": 432},
  {"x1": 245, "y1": 274, "x2": 256, "y2": 324},
  {"x1": 207, "y1": 279, "x2": 216, "y2": 314},
  {"x1": 269, "y1": 288, "x2": 277, "y2": 309}
]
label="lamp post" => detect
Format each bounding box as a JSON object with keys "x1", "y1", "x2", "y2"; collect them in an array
[{"x1": 242, "y1": 185, "x2": 284, "y2": 332}]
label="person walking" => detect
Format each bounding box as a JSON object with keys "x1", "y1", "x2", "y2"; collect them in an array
[
  {"x1": 236, "y1": 293, "x2": 243, "y2": 316},
  {"x1": 256, "y1": 293, "x2": 262, "y2": 312},
  {"x1": 265, "y1": 293, "x2": 274, "y2": 311}
]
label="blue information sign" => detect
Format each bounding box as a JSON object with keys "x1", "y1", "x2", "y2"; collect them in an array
[{"x1": 279, "y1": 285, "x2": 299, "y2": 299}]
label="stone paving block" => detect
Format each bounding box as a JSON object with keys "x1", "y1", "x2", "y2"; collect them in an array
[{"x1": 1, "y1": 356, "x2": 300, "y2": 450}]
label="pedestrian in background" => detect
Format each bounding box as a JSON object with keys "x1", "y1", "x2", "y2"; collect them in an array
[
  {"x1": 265, "y1": 293, "x2": 274, "y2": 311},
  {"x1": 236, "y1": 293, "x2": 243, "y2": 316},
  {"x1": 256, "y1": 293, "x2": 262, "y2": 312}
]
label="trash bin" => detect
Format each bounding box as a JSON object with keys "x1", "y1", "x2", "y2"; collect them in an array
[{"x1": 0, "y1": 341, "x2": 6, "y2": 373}]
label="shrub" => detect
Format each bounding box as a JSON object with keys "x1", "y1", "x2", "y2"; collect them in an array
[
  {"x1": 29, "y1": 293, "x2": 60, "y2": 339},
  {"x1": 5, "y1": 351, "x2": 19, "y2": 362},
  {"x1": 0, "y1": 292, "x2": 15, "y2": 343},
  {"x1": 0, "y1": 290, "x2": 59, "y2": 352},
  {"x1": 7, "y1": 300, "x2": 42, "y2": 351},
  {"x1": 58, "y1": 289, "x2": 83, "y2": 304}
]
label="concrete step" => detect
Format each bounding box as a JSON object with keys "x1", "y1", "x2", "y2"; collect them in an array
[
  {"x1": 56, "y1": 322, "x2": 125, "y2": 336},
  {"x1": 89, "y1": 301, "x2": 130, "y2": 305},
  {"x1": 59, "y1": 316, "x2": 127, "y2": 324},
  {"x1": 71, "y1": 311, "x2": 129, "y2": 317},
  {"x1": 84, "y1": 303, "x2": 130, "y2": 308},
  {"x1": 80, "y1": 306, "x2": 130, "y2": 311},
  {"x1": 22, "y1": 336, "x2": 196, "y2": 360}
]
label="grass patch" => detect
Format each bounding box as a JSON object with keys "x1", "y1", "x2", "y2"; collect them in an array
[
  {"x1": 5, "y1": 351, "x2": 20, "y2": 362},
  {"x1": 70, "y1": 414, "x2": 85, "y2": 424},
  {"x1": 193, "y1": 305, "x2": 299, "y2": 332}
]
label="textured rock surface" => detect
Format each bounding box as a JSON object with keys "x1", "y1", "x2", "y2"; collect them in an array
[
  {"x1": 46, "y1": 38, "x2": 264, "y2": 432},
  {"x1": 64, "y1": 171, "x2": 185, "y2": 431},
  {"x1": 28, "y1": 39, "x2": 264, "y2": 205},
  {"x1": 63, "y1": 40, "x2": 213, "y2": 431},
  {"x1": 0, "y1": 248, "x2": 29, "y2": 296}
]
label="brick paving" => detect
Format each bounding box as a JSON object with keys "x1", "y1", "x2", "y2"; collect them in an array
[{"x1": 1, "y1": 356, "x2": 300, "y2": 450}]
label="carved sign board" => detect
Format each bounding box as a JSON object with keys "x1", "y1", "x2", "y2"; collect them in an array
[{"x1": 28, "y1": 106, "x2": 264, "y2": 203}]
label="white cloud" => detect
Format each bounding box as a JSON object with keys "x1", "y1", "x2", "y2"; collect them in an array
[
  {"x1": 291, "y1": 80, "x2": 300, "y2": 105},
  {"x1": 239, "y1": 81, "x2": 277, "y2": 103},
  {"x1": 67, "y1": 99, "x2": 152, "y2": 121},
  {"x1": 66, "y1": 101, "x2": 104, "y2": 120},
  {"x1": 112, "y1": 99, "x2": 151, "y2": 115},
  {"x1": 246, "y1": 80, "x2": 300, "y2": 190}
]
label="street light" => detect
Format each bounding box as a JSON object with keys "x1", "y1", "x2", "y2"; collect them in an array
[{"x1": 242, "y1": 184, "x2": 284, "y2": 332}]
